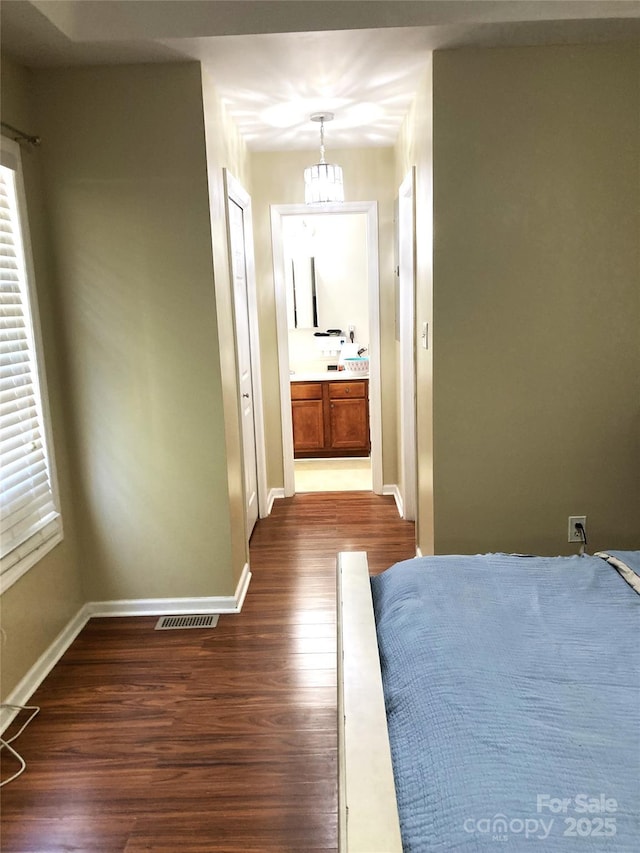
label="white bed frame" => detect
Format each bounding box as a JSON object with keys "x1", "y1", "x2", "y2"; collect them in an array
[{"x1": 337, "y1": 551, "x2": 403, "y2": 852}]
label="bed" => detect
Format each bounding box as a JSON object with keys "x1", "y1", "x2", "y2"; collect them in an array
[{"x1": 337, "y1": 550, "x2": 640, "y2": 852}]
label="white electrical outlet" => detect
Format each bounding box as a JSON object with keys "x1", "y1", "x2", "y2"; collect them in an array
[{"x1": 568, "y1": 516, "x2": 587, "y2": 543}]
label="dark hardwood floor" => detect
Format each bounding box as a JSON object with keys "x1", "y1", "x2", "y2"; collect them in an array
[{"x1": 1, "y1": 492, "x2": 415, "y2": 852}]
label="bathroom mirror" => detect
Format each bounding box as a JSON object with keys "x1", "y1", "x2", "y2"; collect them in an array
[
  {"x1": 283, "y1": 214, "x2": 368, "y2": 332},
  {"x1": 289, "y1": 256, "x2": 318, "y2": 328}
]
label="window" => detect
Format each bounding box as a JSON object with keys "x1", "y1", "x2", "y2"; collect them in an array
[{"x1": 1, "y1": 136, "x2": 62, "y2": 592}]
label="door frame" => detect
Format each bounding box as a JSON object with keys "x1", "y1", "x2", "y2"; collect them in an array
[
  {"x1": 224, "y1": 169, "x2": 268, "y2": 521},
  {"x1": 270, "y1": 201, "x2": 382, "y2": 496},
  {"x1": 398, "y1": 169, "x2": 417, "y2": 521}
]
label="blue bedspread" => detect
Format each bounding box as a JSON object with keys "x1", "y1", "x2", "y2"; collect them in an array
[{"x1": 371, "y1": 553, "x2": 640, "y2": 851}]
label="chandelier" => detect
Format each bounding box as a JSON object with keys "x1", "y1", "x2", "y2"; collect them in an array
[{"x1": 304, "y1": 112, "x2": 344, "y2": 205}]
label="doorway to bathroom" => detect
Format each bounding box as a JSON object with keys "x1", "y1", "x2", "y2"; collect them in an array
[
  {"x1": 271, "y1": 201, "x2": 381, "y2": 496},
  {"x1": 294, "y1": 457, "x2": 373, "y2": 493}
]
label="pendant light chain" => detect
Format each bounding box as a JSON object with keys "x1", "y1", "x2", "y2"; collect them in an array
[{"x1": 319, "y1": 117, "x2": 326, "y2": 164}]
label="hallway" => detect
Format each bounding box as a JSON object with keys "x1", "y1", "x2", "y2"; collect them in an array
[{"x1": 0, "y1": 493, "x2": 415, "y2": 851}]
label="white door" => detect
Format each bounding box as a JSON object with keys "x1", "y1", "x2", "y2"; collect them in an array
[
  {"x1": 398, "y1": 169, "x2": 417, "y2": 521},
  {"x1": 227, "y1": 186, "x2": 259, "y2": 535}
]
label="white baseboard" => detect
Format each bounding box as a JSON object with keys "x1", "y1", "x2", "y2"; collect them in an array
[
  {"x1": 1, "y1": 603, "x2": 91, "y2": 733},
  {"x1": 416, "y1": 546, "x2": 423, "y2": 558},
  {"x1": 234, "y1": 562, "x2": 251, "y2": 611},
  {"x1": 88, "y1": 596, "x2": 235, "y2": 618},
  {"x1": 89, "y1": 564, "x2": 252, "y2": 617},
  {"x1": 382, "y1": 484, "x2": 403, "y2": 518},
  {"x1": 266, "y1": 487, "x2": 285, "y2": 515},
  {"x1": 1, "y1": 566, "x2": 253, "y2": 734}
]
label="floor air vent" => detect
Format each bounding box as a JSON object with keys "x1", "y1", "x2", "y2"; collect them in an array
[{"x1": 155, "y1": 614, "x2": 219, "y2": 630}]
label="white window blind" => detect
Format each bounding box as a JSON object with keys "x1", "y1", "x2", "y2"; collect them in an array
[{"x1": 1, "y1": 137, "x2": 61, "y2": 590}]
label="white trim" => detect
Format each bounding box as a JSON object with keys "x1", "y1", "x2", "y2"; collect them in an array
[
  {"x1": 267, "y1": 487, "x2": 286, "y2": 514},
  {"x1": 398, "y1": 168, "x2": 417, "y2": 521},
  {"x1": 337, "y1": 551, "x2": 403, "y2": 852},
  {"x1": 88, "y1": 587, "x2": 250, "y2": 618},
  {"x1": 270, "y1": 206, "x2": 296, "y2": 497},
  {"x1": 270, "y1": 201, "x2": 383, "y2": 498},
  {"x1": 223, "y1": 169, "x2": 269, "y2": 521},
  {"x1": 382, "y1": 484, "x2": 403, "y2": 518},
  {"x1": 233, "y1": 562, "x2": 252, "y2": 610},
  {"x1": 416, "y1": 546, "x2": 424, "y2": 558},
  {"x1": 1, "y1": 603, "x2": 91, "y2": 734},
  {"x1": 1, "y1": 568, "x2": 252, "y2": 734},
  {"x1": 366, "y1": 204, "x2": 383, "y2": 496},
  {"x1": 88, "y1": 565, "x2": 251, "y2": 617},
  {"x1": 0, "y1": 136, "x2": 64, "y2": 590},
  {"x1": 0, "y1": 529, "x2": 63, "y2": 595}
]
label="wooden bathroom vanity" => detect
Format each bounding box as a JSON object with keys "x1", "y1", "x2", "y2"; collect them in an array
[{"x1": 290, "y1": 376, "x2": 370, "y2": 458}]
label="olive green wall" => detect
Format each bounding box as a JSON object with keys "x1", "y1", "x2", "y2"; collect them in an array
[
  {"x1": 432, "y1": 42, "x2": 640, "y2": 554},
  {"x1": 30, "y1": 62, "x2": 239, "y2": 600},
  {"x1": 250, "y1": 147, "x2": 398, "y2": 490},
  {"x1": 1, "y1": 57, "x2": 253, "y2": 702},
  {"x1": 0, "y1": 56, "x2": 84, "y2": 701}
]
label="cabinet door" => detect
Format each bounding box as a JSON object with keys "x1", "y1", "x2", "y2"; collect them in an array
[
  {"x1": 329, "y1": 397, "x2": 370, "y2": 451},
  {"x1": 292, "y1": 400, "x2": 325, "y2": 453}
]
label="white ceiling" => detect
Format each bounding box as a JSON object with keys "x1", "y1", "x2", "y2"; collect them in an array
[{"x1": 2, "y1": 1, "x2": 639, "y2": 150}]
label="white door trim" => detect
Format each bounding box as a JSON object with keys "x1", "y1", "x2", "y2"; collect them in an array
[
  {"x1": 224, "y1": 169, "x2": 268, "y2": 519},
  {"x1": 270, "y1": 201, "x2": 382, "y2": 496},
  {"x1": 398, "y1": 169, "x2": 417, "y2": 521}
]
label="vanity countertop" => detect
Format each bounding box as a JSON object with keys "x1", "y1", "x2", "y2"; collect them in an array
[{"x1": 290, "y1": 371, "x2": 369, "y2": 383}]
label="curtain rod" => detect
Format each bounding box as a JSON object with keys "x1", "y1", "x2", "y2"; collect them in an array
[{"x1": 1, "y1": 121, "x2": 41, "y2": 147}]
